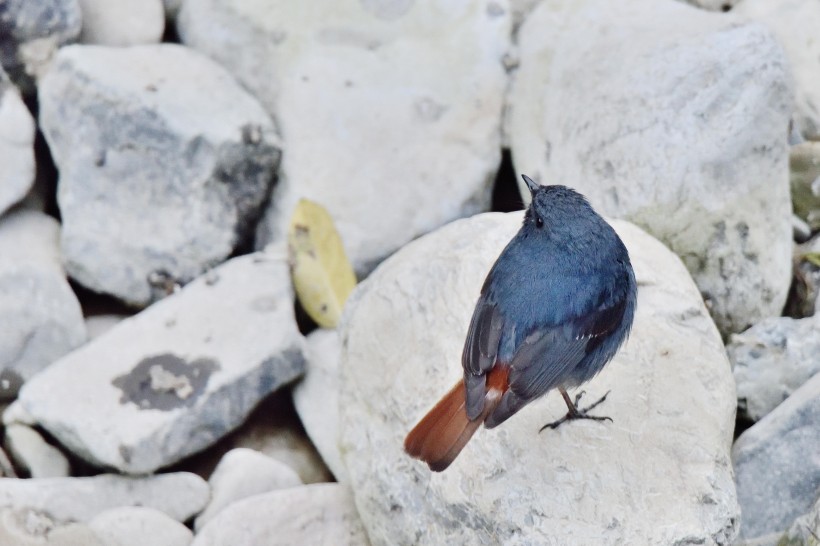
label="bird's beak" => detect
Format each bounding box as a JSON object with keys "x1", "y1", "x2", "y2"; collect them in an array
[{"x1": 522, "y1": 174, "x2": 539, "y2": 196}]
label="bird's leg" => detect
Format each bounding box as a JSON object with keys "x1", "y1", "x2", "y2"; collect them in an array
[{"x1": 539, "y1": 388, "x2": 613, "y2": 432}]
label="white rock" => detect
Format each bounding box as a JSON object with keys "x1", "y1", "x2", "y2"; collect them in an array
[
  {"x1": 292, "y1": 329, "x2": 347, "y2": 482},
  {"x1": 0, "y1": 210, "x2": 86, "y2": 399},
  {"x1": 733, "y1": 372, "x2": 820, "y2": 540},
  {"x1": 192, "y1": 483, "x2": 367, "y2": 546},
  {"x1": 339, "y1": 212, "x2": 738, "y2": 545},
  {"x1": 508, "y1": 0, "x2": 792, "y2": 334},
  {"x1": 0, "y1": 473, "x2": 208, "y2": 523},
  {"x1": 678, "y1": 0, "x2": 738, "y2": 10},
  {"x1": 728, "y1": 314, "x2": 820, "y2": 421},
  {"x1": 18, "y1": 251, "x2": 306, "y2": 474},
  {"x1": 179, "y1": 0, "x2": 509, "y2": 273},
  {"x1": 0, "y1": 67, "x2": 35, "y2": 215},
  {"x1": 781, "y1": 495, "x2": 820, "y2": 546},
  {"x1": 77, "y1": 0, "x2": 165, "y2": 45},
  {"x1": 3, "y1": 400, "x2": 36, "y2": 426},
  {"x1": 88, "y1": 506, "x2": 192, "y2": 546},
  {"x1": 0, "y1": 508, "x2": 104, "y2": 546},
  {"x1": 734, "y1": 0, "x2": 820, "y2": 140},
  {"x1": 194, "y1": 448, "x2": 302, "y2": 531},
  {"x1": 3, "y1": 425, "x2": 70, "y2": 478},
  {"x1": 39, "y1": 44, "x2": 280, "y2": 306},
  {"x1": 84, "y1": 314, "x2": 128, "y2": 341}
]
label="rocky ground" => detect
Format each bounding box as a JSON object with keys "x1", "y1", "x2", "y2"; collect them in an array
[{"x1": 0, "y1": 0, "x2": 818, "y2": 545}]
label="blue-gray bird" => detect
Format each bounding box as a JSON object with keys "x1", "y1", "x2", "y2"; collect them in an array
[{"x1": 405, "y1": 175, "x2": 637, "y2": 471}]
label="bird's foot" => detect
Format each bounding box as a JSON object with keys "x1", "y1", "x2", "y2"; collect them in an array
[{"x1": 539, "y1": 390, "x2": 612, "y2": 432}]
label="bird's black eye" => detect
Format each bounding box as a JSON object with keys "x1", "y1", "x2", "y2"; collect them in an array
[{"x1": 535, "y1": 217, "x2": 544, "y2": 228}]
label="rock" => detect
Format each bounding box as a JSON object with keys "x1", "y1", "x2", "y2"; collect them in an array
[
  {"x1": 194, "y1": 448, "x2": 302, "y2": 531},
  {"x1": 0, "y1": 66, "x2": 35, "y2": 215},
  {"x1": 0, "y1": 472, "x2": 208, "y2": 523},
  {"x1": 678, "y1": 0, "x2": 738, "y2": 10},
  {"x1": 508, "y1": 0, "x2": 792, "y2": 335},
  {"x1": 17, "y1": 250, "x2": 306, "y2": 474},
  {"x1": 790, "y1": 142, "x2": 820, "y2": 231},
  {"x1": 224, "y1": 392, "x2": 334, "y2": 485},
  {"x1": 292, "y1": 329, "x2": 347, "y2": 482},
  {"x1": 178, "y1": 0, "x2": 509, "y2": 273},
  {"x1": 192, "y1": 483, "x2": 367, "y2": 546},
  {"x1": 39, "y1": 44, "x2": 280, "y2": 306},
  {"x1": 732, "y1": 373, "x2": 820, "y2": 540},
  {"x1": 0, "y1": 210, "x2": 85, "y2": 400},
  {"x1": 3, "y1": 425, "x2": 70, "y2": 478},
  {"x1": 793, "y1": 214, "x2": 811, "y2": 244},
  {"x1": 734, "y1": 0, "x2": 820, "y2": 140},
  {"x1": 3, "y1": 400, "x2": 36, "y2": 426},
  {"x1": 339, "y1": 212, "x2": 739, "y2": 545},
  {"x1": 84, "y1": 314, "x2": 128, "y2": 341},
  {"x1": 163, "y1": 0, "x2": 183, "y2": 20},
  {"x1": 77, "y1": 0, "x2": 164, "y2": 45},
  {"x1": 0, "y1": 0, "x2": 82, "y2": 92},
  {"x1": 781, "y1": 496, "x2": 820, "y2": 546},
  {"x1": 0, "y1": 508, "x2": 104, "y2": 546},
  {"x1": 728, "y1": 314, "x2": 820, "y2": 421},
  {"x1": 88, "y1": 507, "x2": 193, "y2": 546}
]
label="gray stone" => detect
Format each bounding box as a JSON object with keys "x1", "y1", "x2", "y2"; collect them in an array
[
  {"x1": 292, "y1": 329, "x2": 347, "y2": 482},
  {"x1": 194, "y1": 448, "x2": 302, "y2": 531},
  {"x1": 88, "y1": 506, "x2": 193, "y2": 546},
  {"x1": 781, "y1": 496, "x2": 820, "y2": 546},
  {"x1": 339, "y1": 212, "x2": 739, "y2": 545},
  {"x1": 734, "y1": 0, "x2": 820, "y2": 140},
  {"x1": 0, "y1": 0, "x2": 82, "y2": 91},
  {"x1": 163, "y1": 0, "x2": 182, "y2": 20},
  {"x1": 0, "y1": 210, "x2": 85, "y2": 400},
  {"x1": 0, "y1": 473, "x2": 208, "y2": 523},
  {"x1": 0, "y1": 66, "x2": 35, "y2": 215},
  {"x1": 17, "y1": 250, "x2": 306, "y2": 474},
  {"x1": 77, "y1": 0, "x2": 164, "y2": 45},
  {"x1": 790, "y1": 142, "x2": 820, "y2": 231},
  {"x1": 3, "y1": 424, "x2": 70, "y2": 478},
  {"x1": 192, "y1": 483, "x2": 367, "y2": 546},
  {"x1": 508, "y1": 0, "x2": 792, "y2": 335},
  {"x1": 728, "y1": 315, "x2": 820, "y2": 421},
  {"x1": 793, "y1": 214, "x2": 811, "y2": 244},
  {"x1": 39, "y1": 44, "x2": 280, "y2": 306},
  {"x1": 0, "y1": 508, "x2": 104, "y2": 546},
  {"x1": 178, "y1": 0, "x2": 509, "y2": 273},
  {"x1": 733, "y1": 373, "x2": 820, "y2": 540},
  {"x1": 225, "y1": 393, "x2": 334, "y2": 485}
]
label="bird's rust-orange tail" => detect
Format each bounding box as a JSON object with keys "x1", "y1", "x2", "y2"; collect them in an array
[{"x1": 404, "y1": 366, "x2": 509, "y2": 472}]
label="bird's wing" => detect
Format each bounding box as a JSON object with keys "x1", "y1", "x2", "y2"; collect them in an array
[
  {"x1": 485, "y1": 294, "x2": 629, "y2": 428},
  {"x1": 461, "y1": 294, "x2": 504, "y2": 420}
]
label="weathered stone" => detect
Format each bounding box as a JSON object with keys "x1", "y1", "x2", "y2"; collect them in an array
[
  {"x1": 508, "y1": 0, "x2": 792, "y2": 334},
  {"x1": 0, "y1": 210, "x2": 85, "y2": 400},
  {"x1": 292, "y1": 328, "x2": 347, "y2": 482},
  {"x1": 194, "y1": 448, "x2": 301, "y2": 531},
  {"x1": 0, "y1": 65, "x2": 35, "y2": 215},
  {"x1": 0, "y1": 0, "x2": 82, "y2": 91},
  {"x1": 340, "y1": 212, "x2": 738, "y2": 545},
  {"x1": 18, "y1": 251, "x2": 305, "y2": 474},
  {"x1": 39, "y1": 44, "x2": 280, "y2": 306},
  {"x1": 728, "y1": 314, "x2": 820, "y2": 421},
  {"x1": 179, "y1": 0, "x2": 509, "y2": 273},
  {"x1": 88, "y1": 507, "x2": 193, "y2": 546},
  {"x1": 0, "y1": 473, "x2": 208, "y2": 523},
  {"x1": 780, "y1": 495, "x2": 820, "y2": 546},
  {"x1": 734, "y1": 0, "x2": 820, "y2": 140},
  {"x1": 733, "y1": 373, "x2": 820, "y2": 540},
  {"x1": 77, "y1": 0, "x2": 164, "y2": 45},
  {"x1": 3, "y1": 425, "x2": 70, "y2": 478},
  {"x1": 192, "y1": 484, "x2": 367, "y2": 546},
  {"x1": 0, "y1": 508, "x2": 104, "y2": 546}
]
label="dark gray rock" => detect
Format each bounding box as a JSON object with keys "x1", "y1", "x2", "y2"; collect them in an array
[
  {"x1": 732, "y1": 372, "x2": 820, "y2": 540},
  {"x1": 0, "y1": 0, "x2": 82, "y2": 92},
  {"x1": 39, "y1": 44, "x2": 280, "y2": 307},
  {"x1": 17, "y1": 250, "x2": 305, "y2": 474}
]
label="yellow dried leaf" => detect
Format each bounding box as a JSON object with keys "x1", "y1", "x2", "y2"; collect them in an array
[{"x1": 288, "y1": 199, "x2": 357, "y2": 328}]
